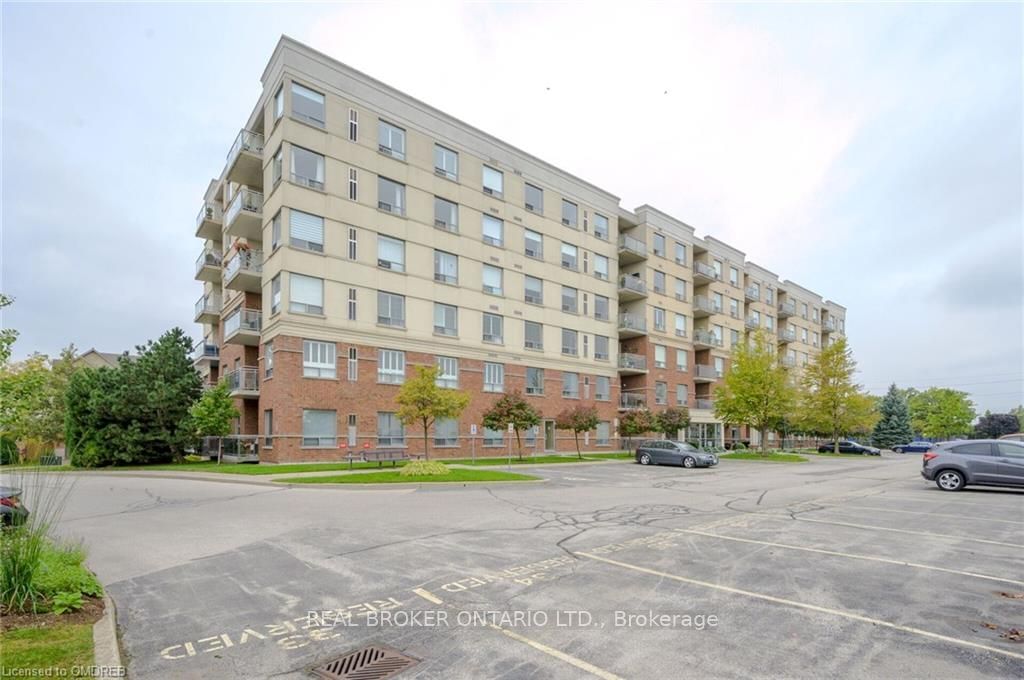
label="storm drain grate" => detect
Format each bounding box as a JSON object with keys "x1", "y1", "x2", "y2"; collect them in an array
[{"x1": 311, "y1": 644, "x2": 419, "y2": 680}]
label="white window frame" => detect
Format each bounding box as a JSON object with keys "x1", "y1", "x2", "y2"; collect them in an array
[
  {"x1": 378, "y1": 349, "x2": 405, "y2": 384},
  {"x1": 436, "y1": 356, "x2": 459, "y2": 388},
  {"x1": 377, "y1": 120, "x2": 406, "y2": 160},
  {"x1": 483, "y1": 313, "x2": 503, "y2": 344},
  {"x1": 302, "y1": 409, "x2": 336, "y2": 448},
  {"x1": 483, "y1": 362, "x2": 504, "y2": 393},
  {"x1": 377, "y1": 291, "x2": 406, "y2": 328},
  {"x1": 482, "y1": 215, "x2": 504, "y2": 247},
  {"x1": 434, "y1": 303, "x2": 458, "y2": 337},
  {"x1": 482, "y1": 165, "x2": 503, "y2": 196},
  {"x1": 303, "y1": 340, "x2": 337, "y2": 378},
  {"x1": 377, "y1": 235, "x2": 406, "y2": 272}
]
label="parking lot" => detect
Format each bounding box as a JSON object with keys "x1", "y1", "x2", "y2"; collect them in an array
[{"x1": 43, "y1": 453, "x2": 1024, "y2": 678}]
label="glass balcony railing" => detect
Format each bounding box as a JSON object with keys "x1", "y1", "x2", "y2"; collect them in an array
[
  {"x1": 226, "y1": 129, "x2": 264, "y2": 165},
  {"x1": 744, "y1": 286, "x2": 760, "y2": 302},
  {"x1": 195, "y1": 247, "x2": 221, "y2": 275},
  {"x1": 617, "y1": 234, "x2": 647, "y2": 258},
  {"x1": 224, "y1": 308, "x2": 262, "y2": 337},
  {"x1": 195, "y1": 293, "x2": 221, "y2": 319},
  {"x1": 191, "y1": 342, "x2": 219, "y2": 362},
  {"x1": 694, "y1": 398, "x2": 714, "y2": 410},
  {"x1": 618, "y1": 276, "x2": 647, "y2": 295},
  {"x1": 693, "y1": 329, "x2": 723, "y2": 347},
  {"x1": 224, "y1": 188, "x2": 263, "y2": 228},
  {"x1": 617, "y1": 313, "x2": 647, "y2": 333},
  {"x1": 778, "y1": 300, "x2": 796, "y2": 317},
  {"x1": 196, "y1": 202, "x2": 222, "y2": 229},
  {"x1": 694, "y1": 295, "x2": 721, "y2": 315},
  {"x1": 695, "y1": 364, "x2": 720, "y2": 380},
  {"x1": 618, "y1": 353, "x2": 648, "y2": 371},
  {"x1": 693, "y1": 262, "x2": 718, "y2": 280},
  {"x1": 224, "y1": 249, "x2": 263, "y2": 281},
  {"x1": 619, "y1": 393, "x2": 646, "y2": 410},
  {"x1": 778, "y1": 329, "x2": 797, "y2": 343},
  {"x1": 226, "y1": 367, "x2": 259, "y2": 393}
]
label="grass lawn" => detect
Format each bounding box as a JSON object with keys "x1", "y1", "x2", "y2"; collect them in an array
[
  {"x1": 276, "y1": 468, "x2": 539, "y2": 484},
  {"x1": 0, "y1": 623, "x2": 94, "y2": 672},
  {"x1": 448, "y1": 454, "x2": 625, "y2": 465},
  {"x1": 580, "y1": 452, "x2": 634, "y2": 460},
  {"x1": 719, "y1": 452, "x2": 808, "y2": 463}
]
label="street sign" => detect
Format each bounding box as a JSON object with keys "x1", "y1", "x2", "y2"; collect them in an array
[
  {"x1": 507, "y1": 422, "x2": 514, "y2": 433},
  {"x1": 470, "y1": 424, "x2": 478, "y2": 435}
]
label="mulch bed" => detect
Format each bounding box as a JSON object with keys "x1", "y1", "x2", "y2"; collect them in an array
[{"x1": 0, "y1": 596, "x2": 104, "y2": 632}]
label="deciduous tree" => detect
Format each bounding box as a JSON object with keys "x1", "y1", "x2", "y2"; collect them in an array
[
  {"x1": 619, "y1": 409, "x2": 655, "y2": 450},
  {"x1": 871, "y1": 383, "x2": 915, "y2": 449},
  {"x1": 795, "y1": 337, "x2": 878, "y2": 453},
  {"x1": 908, "y1": 388, "x2": 975, "y2": 441},
  {"x1": 0, "y1": 293, "x2": 18, "y2": 366},
  {"x1": 653, "y1": 407, "x2": 691, "y2": 440},
  {"x1": 189, "y1": 381, "x2": 240, "y2": 463},
  {"x1": 481, "y1": 390, "x2": 540, "y2": 460},
  {"x1": 396, "y1": 366, "x2": 470, "y2": 460},
  {"x1": 555, "y1": 405, "x2": 599, "y2": 459},
  {"x1": 972, "y1": 411, "x2": 1019, "y2": 439}
]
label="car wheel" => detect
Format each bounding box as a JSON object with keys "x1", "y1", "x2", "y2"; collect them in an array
[
  {"x1": 936, "y1": 470, "x2": 964, "y2": 492},
  {"x1": 638, "y1": 453, "x2": 652, "y2": 466},
  {"x1": 682, "y1": 456, "x2": 696, "y2": 468},
  {"x1": 894, "y1": 447, "x2": 903, "y2": 454}
]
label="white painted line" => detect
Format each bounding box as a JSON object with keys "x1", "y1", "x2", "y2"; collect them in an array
[
  {"x1": 412, "y1": 588, "x2": 443, "y2": 605},
  {"x1": 793, "y1": 516, "x2": 1024, "y2": 549},
  {"x1": 577, "y1": 551, "x2": 1024, "y2": 662},
  {"x1": 830, "y1": 504, "x2": 1024, "y2": 526},
  {"x1": 674, "y1": 528, "x2": 1024, "y2": 587},
  {"x1": 488, "y1": 624, "x2": 623, "y2": 680},
  {"x1": 875, "y1": 493, "x2": 1024, "y2": 509}
]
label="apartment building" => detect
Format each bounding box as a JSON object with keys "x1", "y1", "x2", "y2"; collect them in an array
[{"x1": 192, "y1": 36, "x2": 847, "y2": 461}]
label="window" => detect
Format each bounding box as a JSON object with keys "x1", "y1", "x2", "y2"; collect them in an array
[
  {"x1": 377, "y1": 235, "x2": 405, "y2": 272},
  {"x1": 595, "y1": 295, "x2": 609, "y2": 321},
  {"x1": 377, "y1": 412, "x2": 405, "y2": 447},
  {"x1": 594, "y1": 254, "x2": 609, "y2": 281},
  {"x1": 483, "y1": 426, "x2": 504, "y2": 447},
  {"x1": 434, "y1": 418, "x2": 458, "y2": 447},
  {"x1": 289, "y1": 273, "x2": 323, "y2": 315},
  {"x1": 730, "y1": 298, "x2": 739, "y2": 318},
  {"x1": 347, "y1": 347, "x2": 358, "y2": 381},
  {"x1": 348, "y1": 108, "x2": 358, "y2": 141},
  {"x1": 765, "y1": 288, "x2": 773, "y2": 305},
  {"x1": 594, "y1": 213, "x2": 609, "y2": 240},
  {"x1": 655, "y1": 382, "x2": 667, "y2": 405},
  {"x1": 289, "y1": 210, "x2": 324, "y2": 252},
  {"x1": 562, "y1": 372, "x2": 580, "y2": 398},
  {"x1": 654, "y1": 344, "x2": 667, "y2": 369},
  {"x1": 801, "y1": 328, "x2": 809, "y2": 343},
  {"x1": 997, "y1": 443, "x2": 1024, "y2": 458},
  {"x1": 729, "y1": 267, "x2": 739, "y2": 286},
  {"x1": 524, "y1": 276, "x2": 544, "y2": 305},
  {"x1": 434, "y1": 145, "x2": 458, "y2": 179},
  {"x1": 524, "y1": 229, "x2": 543, "y2": 258},
  {"x1": 303, "y1": 340, "x2": 336, "y2": 378},
  {"x1": 801, "y1": 303, "x2": 809, "y2": 319},
  {"x1": 481, "y1": 265, "x2": 503, "y2": 295},
  {"x1": 561, "y1": 199, "x2": 578, "y2": 228},
  {"x1": 675, "y1": 349, "x2": 687, "y2": 371},
  {"x1": 653, "y1": 307, "x2": 666, "y2": 332},
  {"x1": 271, "y1": 274, "x2": 281, "y2": 314},
  {"x1": 596, "y1": 421, "x2": 610, "y2": 445},
  {"x1": 436, "y1": 357, "x2": 459, "y2": 388},
  {"x1": 483, "y1": 362, "x2": 504, "y2": 392},
  {"x1": 595, "y1": 377, "x2": 610, "y2": 401},
  {"x1": 561, "y1": 286, "x2": 578, "y2": 313},
  {"x1": 377, "y1": 177, "x2": 405, "y2": 215},
  {"x1": 433, "y1": 303, "x2": 458, "y2": 337},
  {"x1": 812, "y1": 331, "x2": 819, "y2": 347},
  {"x1": 595, "y1": 335, "x2": 609, "y2": 360},
  {"x1": 434, "y1": 250, "x2": 458, "y2": 284},
  {"x1": 526, "y1": 367, "x2": 544, "y2": 395},
  {"x1": 713, "y1": 356, "x2": 725, "y2": 376},
  {"x1": 766, "y1": 316, "x2": 775, "y2": 331},
  {"x1": 264, "y1": 342, "x2": 274, "y2": 378},
  {"x1": 653, "y1": 233, "x2": 666, "y2": 257},
  {"x1": 731, "y1": 328, "x2": 740, "y2": 347},
  {"x1": 524, "y1": 321, "x2": 543, "y2": 349},
  {"x1": 482, "y1": 165, "x2": 503, "y2": 196},
  {"x1": 291, "y1": 146, "x2": 324, "y2": 190},
  {"x1": 272, "y1": 147, "x2": 283, "y2": 185},
  {"x1": 561, "y1": 329, "x2": 578, "y2": 356},
  {"x1": 952, "y1": 442, "x2": 992, "y2": 456},
  {"x1": 525, "y1": 183, "x2": 543, "y2": 212},
  {"x1": 271, "y1": 211, "x2": 282, "y2": 250},
  {"x1": 483, "y1": 313, "x2": 503, "y2": 344},
  {"x1": 274, "y1": 85, "x2": 283, "y2": 121},
  {"x1": 712, "y1": 260, "x2": 723, "y2": 279},
  {"x1": 674, "y1": 278, "x2": 686, "y2": 301},
  {"x1": 377, "y1": 291, "x2": 405, "y2": 327},
  {"x1": 378, "y1": 349, "x2": 405, "y2": 384},
  {"x1": 347, "y1": 288, "x2": 357, "y2": 321},
  {"x1": 653, "y1": 270, "x2": 666, "y2": 294},
  {"x1": 302, "y1": 410, "x2": 336, "y2": 447},
  {"x1": 713, "y1": 324, "x2": 724, "y2": 344},
  {"x1": 434, "y1": 197, "x2": 459, "y2": 231},
  {"x1": 378, "y1": 120, "x2": 406, "y2": 160},
  {"x1": 348, "y1": 168, "x2": 358, "y2": 201},
  {"x1": 674, "y1": 242, "x2": 686, "y2": 265},
  {"x1": 561, "y1": 243, "x2": 578, "y2": 270},
  {"x1": 474, "y1": 217, "x2": 504, "y2": 251},
  {"x1": 291, "y1": 82, "x2": 325, "y2": 127},
  {"x1": 676, "y1": 384, "x2": 688, "y2": 406},
  {"x1": 674, "y1": 313, "x2": 687, "y2": 337},
  {"x1": 264, "y1": 409, "x2": 273, "y2": 448},
  {"x1": 583, "y1": 335, "x2": 589, "y2": 358},
  {"x1": 713, "y1": 292, "x2": 724, "y2": 311}
]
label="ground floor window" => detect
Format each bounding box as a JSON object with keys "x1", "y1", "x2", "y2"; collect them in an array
[
  {"x1": 377, "y1": 412, "x2": 405, "y2": 447},
  {"x1": 596, "y1": 421, "x2": 610, "y2": 446},
  {"x1": 483, "y1": 427, "x2": 504, "y2": 447},
  {"x1": 434, "y1": 418, "x2": 458, "y2": 447},
  {"x1": 302, "y1": 409, "x2": 336, "y2": 448}
]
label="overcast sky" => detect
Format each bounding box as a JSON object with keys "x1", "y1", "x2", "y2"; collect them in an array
[{"x1": 2, "y1": 2, "x2": 1021, "y2": 413}]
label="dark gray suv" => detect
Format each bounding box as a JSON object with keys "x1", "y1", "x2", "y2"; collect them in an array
[
  {"x1": 921, "y1": 439, "x2": 1024, "y2": 491},
  {"x1": 635, "y1": 440, "x2": 718, "y2": 468}
]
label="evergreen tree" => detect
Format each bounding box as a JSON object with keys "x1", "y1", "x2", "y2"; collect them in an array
[{"x1": 871, "y1": 384, "x2": 915, "y2": 449}]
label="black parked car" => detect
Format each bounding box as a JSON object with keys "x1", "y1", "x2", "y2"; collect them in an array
[
  {"x1": 636, "y1": 440, "x2": 718, "y2": 468},
  {"x1": 818, "y1": 440, "x2": 881, "y2": 455},
  {"x1": 0, "y1": 487, "x2": 29, "y2": 527}
]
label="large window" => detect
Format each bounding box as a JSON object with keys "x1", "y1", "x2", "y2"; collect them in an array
[
  {"x1": 377, "y1": 177, "x2": 405, "y2": 215},
  {"x1": 291, "y1": 146, "x2": 324, "y2": 190},
  {"x1": 594, "y1": 335, "x2": 609, "y2": 360},
  {"x1": 289, "y1": 210, "x2": 324, "y2": 252},
  {"x1": 524, "y1": 321, "x2": 543, "y2": 349},
  {"x1": 434, "y1": 197, "x2": 459, "y2": 231},
  {"x1": 434, "y1": 303, "x2": 458, "y2": 336},
  {"x1": 264, "y1": 341, "x2": 274, "y2": 378},
  {"x1": 594, "y1": 213, "x2": 609, "y2": 240},
  {"x1": 378, "y1": 349, "x2": 405, "y2": 384},
  {"x1": 482, "y1": 265, "x2": 503, "y2": 295},
  {"x1": 652, "y1": 233, "x2": 666, "y2": 257},
  {"x1": 377, "y1": 291, "x2": 406, "y2": 327},
  {"x1": 655, "y1": 381, "x2": 667, "y2": 405},
  {"x1": 302, "y1": 409, "x2": 336, "y2": 448},
  {"x1": 525, "y1": 183, "x2": 543, "y2": 212},
  {"x1": 482, "y1": 215, "x2": 504, "y2": 247},
  {"x1": 524, "y1": 229, "x2": 543, "y2": 258},
  {"x1": 434, "y1": 418, "x2": 458, "y2": 447},
  {"x1": 434, "y1": 145, "x2": 458, "y2": 180},
  {"x1": 289, "y1": 273, "x2": 323, "y2": 315},
  {"x1": 653, "y1": 307, "x2": 666, "y2": 332},
  {"x1": 272, "y1": 147, "x2": 283, "y2": 185},
  {"x1": 436, "y1": 357, "x2": 459, "y2": 388},
  {"x1": 675, "y1": 278, "x2": 686, "y2": 301},
  {"x1": 595, "y1": 377, "x2": 610, "y2": 401},
  {"x1": 561, "y1": 243, "x2": 578, "y2": 270},
  {"x1": 526, "y1": 367, "x2": 544, "y2": 395},
  {"x1": 674, "y1": 242, "x2": 686, "y2": 265},
  {"x1": 561, "y1": 286, "x2": 578, "y2": 313},
  {"x1": 291, "y1": 83, "x2": 325, "y2": 127},
  {"x1": 377, "y1": 412, "x2": 405, "y2": 447},
  {"x1": 653, "y1": 271, "x2": 666, "y2": 294},
  {"x1": 595, "y1": 295, "x2": 610, "y2": 321},
  {"x1": 434, "y1": 250, "x2": 458, "y2": 284},
  {"x1": 482, "y1": 165, "x2": 503, "y2": 196},
  {"x1": 654, "y1": 344, "x2": 667, "y2": 369},
  {"x1": 303, "y1": 340, "x2": 336, "y2": 378},
  {"x1": 271, "y1": 274, "x2": 281, "y2": 314},
  {"x1": 675, "y1": 313, "x2": 687, "y2": 337},
  {"x1": 524, "y1": 275, "x2": 544, "y2": 304},
  {"x1": 561, "y1": 329, "x2": 578, "y2": 356},
  {"x1": 483, "y1": 427, "x2": 504, "y2": 447},
  {"x1": 483, "y1": 362, "x2": 504, "y2": 392},
  {"x1": 594, "y1": 254, "x2": 609, "y2": 281},
  {"x1": 676, "y1": 349, "x2": 688, "y2": 371},
  {"x1": 562, "y1": 372, "x2": 580, "y2": 398},
  {"x1": 561, "y1": 199, "x2": 578, "y2": 228},
  {"x1": 377, "y1": 120, "x2": 406, "y2": 160},
  {"x1": 483, "y1": 313, "x2": 503, "y2": 344},
  {"x1": 377, "y1": 235, "x2": 405, "y2": 272},
  {"x1": 596, "y1": 421, "x2": 610, "y2": 445},
  {"x1": 676, "y1": 384, "x2": 689, "y2": 406}
]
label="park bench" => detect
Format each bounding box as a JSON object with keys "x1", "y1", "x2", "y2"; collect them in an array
[{"x1": 343, "y1": 449, "x2": 423, "y2": 469}]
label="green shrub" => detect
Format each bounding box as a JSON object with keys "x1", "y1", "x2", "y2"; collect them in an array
[
  {"x1": 183, "y1": 454, "x2": 206, "y2": 463},
  {"x1": 733, "y1": 442, "x2": 747, "y2": 451},
  {"x1": 35, "y1": 542, "x2": 102, "y2": 600},
  {"x1": 399, "y1": 460, "x2": 449, "y2": 477},
  {"x1": 0, "y1": 436, "x2": 18, "y2": 465},
  {"x1": 51, "y1": 591, "x2": 84, "y2": 615}
]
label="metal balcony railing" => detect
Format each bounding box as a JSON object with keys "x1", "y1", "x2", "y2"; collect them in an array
[
  {"x1": 693, "y1": 329, "x2": 722, "y2": 347},
  {"x1": 618, "y1": 276, "x2": 646, "y2": 295},
  {"x1": 224, "y1": 188, "x2": 263, "y2": 227},
  {"x1": 617, "y1": 313, "x2": 647, "y2": 333},
  {"x1": 196, "y1": 202, "x2": 222, "y2": 229},
  {"x1": 695, "y1": 364, "x2": 720, "y2": 380},
  {"x1": 694, "y1": 295, "x2": 721, "y2": 315},
  {"x1": 226, "y1": 367, "x2": 259, "y2": 393},
  {"x1": 224, "y1": 249, "x2": 263, "y2": 281},
  {"x1": 618, "y1": 353, "x2": 648, "y2": 371},
  {"x1": 195, "y1": 247, "x2": 221, "y2": 275},
  {"x1": 224, "y1": 308, "x2": 262, "y2": 337},
  {"x1": 226, "y1": 129, "x2": 264, "y2": 165},
  {"x1": 195, "y1": 293, "x2": 221, "y2": 318}
]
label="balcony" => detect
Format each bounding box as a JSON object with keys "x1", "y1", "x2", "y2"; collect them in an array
[
  {"x1": 777, "y1": 300, "x2": 796, "y2": 318},
  {"x1": 694, "y1": 364, "x2": 720, "y2": 383},
  {"x1": 194, "y1": 246, "x2": 222, "y2": 282},
  {"x1": 822, "y1": 318, "x2": 837, "y2": 333},
  {"x1": 618, "y1": 275, "x2": 647, "y2": 301},
  {"x1": 191, "y1": 342, "x2": 219, "y2": 368},
  {"x1": 224, "y1": 188, "x2": 263, "y2": 241},
  {"x1": 194, "y1": 293, "x2": 221, "y2": 324},
  {"x1": 226, "y1": 367, "x2": 260, "y2": 399},
  {"x1": 744, "y1": 286, "x2": 760, "y2": 302},
  {"x1": 225, "y1": 129, "x2": 264, "y2": 187},
  {"x1": 694, "y1": 398, "x2": 714, "y2": 411},
  {"x1": 619, "y1": 393, "x2": 647, "y2": 411},
  {"x1": 693, "y1": 295, "x2": 721, "y2": 319},
  {"x1": 692, "y1": 261, "x2": 718, "y2": 285},
  {"x1": 224, "y1": 249, "x2": 263, "y2": 293},
  {"x1": 692, "y1": 329, "x2": 722, "y2": 350},
  {"x1": 618, "y1": 313, "x2": 647, "y2": 338},
  {"x1": 224, "y1": 307, "x2": 262, "y2": 346},
  {"x1": 778, "y1": 328, "x2": 797, "y2": 344},
  {"x1": 195, "y1": 202, "x2": 222, "y2": 240},
  {"x1": 618, "y1": 353, "x2": 648, "y2": 375},
  {"x1": 617, "y1": 234, "x2": 647, "y2": 264},
  {"x1": 745, "y1": 317, "x2": 760, "y2": 331}
]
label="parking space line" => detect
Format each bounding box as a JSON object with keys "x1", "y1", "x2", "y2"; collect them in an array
[
  {"x1": 412, "y1": 588, "x2": 443, "y2": 604},
  {"x1": 875, "y1": 493, "x2": 1024, "y2": 508},
  {"x1": 827, "y1": 504, "x2": 1024, "y2": 526},
  {"x1": 793, "y1": 517, "x2": 1024, "y2": 549},
  {"x1": 577, "y1": 551, "x2": 1024, "y2": 662},
  {"x1": 673, "y1": 529, "x2": 1024, "y2": 587}
]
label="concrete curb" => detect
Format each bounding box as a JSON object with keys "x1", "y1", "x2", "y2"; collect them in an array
[{"x1": 93, "y1": 593, "x2": 124, "y2": 673}]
